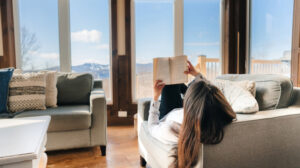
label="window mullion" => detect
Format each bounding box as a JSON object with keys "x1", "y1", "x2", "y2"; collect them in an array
[
  {"x1": 174, "y1": 0, "x2": 184, "y2": 56},
  {"x1": 58, "y1": 0, "x2": 71, "y2": 72},
  {"x1": 12, "y1": 0, "x2": 21, "y2": 69}
]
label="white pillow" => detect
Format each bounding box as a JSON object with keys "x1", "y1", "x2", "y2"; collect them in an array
[
  {"x1": 40, "y1": 71, "x2": 58, "y2": 107},
  {"x1": 213, "y1": 80, "x2": 259, "y2": 114}
]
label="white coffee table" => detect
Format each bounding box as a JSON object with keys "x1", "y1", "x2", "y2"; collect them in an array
[{"x1": 0, "y1": 116, "x2": 50, "y2": 168}]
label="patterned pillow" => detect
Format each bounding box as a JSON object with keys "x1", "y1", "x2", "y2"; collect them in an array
[
  {"x1": 9, "y1": 73, "x2": 46, "y2": 113},
  {"x1": 213, "y1": 80, "x2": 259, "y2": 114},
  {"x1": 40, "y1": 71, "x2": 58, "y2": 107}
]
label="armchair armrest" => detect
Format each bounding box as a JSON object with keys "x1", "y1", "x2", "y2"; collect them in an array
[
  {"x1": 90, "y1": 88, "x2": 107, "y2": 146},
  {"x1": 291, "y1": 87, "x2": 300, "y2": 106},
  {"x1": 137, "y1": 98, "x2": 151, "y2": 136},
  {"x1": 93, "y1": 80, "x2": 103, "y2": 89},
  {"x1": 138, "y1": 98, "x2": 152, "y2": 122}
]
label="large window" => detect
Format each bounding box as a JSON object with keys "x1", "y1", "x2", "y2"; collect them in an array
[
  {"x1": 134, "y1": 0, "x2": 222, "y2": 99},
  {"x1": 18, "y1": 0, "x2": 60, "y2": 71},
  {"x1": 249, "y1": 0, "x2": 294, "y2": 76},
  {"x1": 134, "y1": 0, "x2": 174, "y2": 99},
  {"x1": 184, "y1": 0, "x2": 221, "y2": 80},
  {"x1": 16, "y1": 0, "x2": 111, "y2": 101},
  {"x1": 70, "y1": 0, "x2": 111, "y2": 100}
]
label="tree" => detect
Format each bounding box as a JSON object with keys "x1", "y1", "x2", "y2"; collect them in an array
[{"x1": 20, "y1": 27, "x2": 40, "y2": 70}]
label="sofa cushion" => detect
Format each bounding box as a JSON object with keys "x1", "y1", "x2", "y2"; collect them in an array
[
  {"x1": 217, "y1": 74, "x2": 293, "y2": 110},
  {"x1": 0, "y1": 68, "x2": 14, "y2": 115},
  {"x1": 13, "y1": 105, "x2": 91, "y2": 132},
  {"x1": 57, "y1": 73, "x2": 93, "y2": 105}
]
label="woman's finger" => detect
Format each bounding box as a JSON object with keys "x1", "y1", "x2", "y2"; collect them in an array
[
  {"x1": 154, "y1": 80, "x2": 163, "y2": 87},
  {"x1": 187, "y1": 60, "x2": 194, "y2": 69}
]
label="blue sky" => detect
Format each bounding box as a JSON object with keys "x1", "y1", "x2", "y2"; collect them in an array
[
  {"x1": 250, "y1": 0, "x2": 294, "y2": 60},
  {"x1": 19, "y1": 0, "x2": 293, "y2": 70}
]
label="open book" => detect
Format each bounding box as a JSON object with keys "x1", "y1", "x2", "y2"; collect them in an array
[{"x1": 153, "y1": 55, "x2": 188, "y2": 85}]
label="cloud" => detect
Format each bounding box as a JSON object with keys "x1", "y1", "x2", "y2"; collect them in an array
[
  {"x1": 71, "y1": 30, "x2": 102, "y2": 43},
  {"x1": 185, "y1": 42, "x2": 219, "y2": 46},
  {"x1": 39, "y1": 52, "x2": 59, "y2": 59},
  {"x1": 95, "y1": 44, "x2": 109, "y2": 50}
]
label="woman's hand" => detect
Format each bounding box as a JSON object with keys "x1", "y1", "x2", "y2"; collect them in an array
[
  {"x1": 184, "y1": 60, "x2": 200, "y2": 77},
  {"x1": 153, "y1": 80, "x2": 165, "y2": 101}
]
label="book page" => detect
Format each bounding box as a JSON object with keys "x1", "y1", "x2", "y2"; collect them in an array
[
  {"x1": 153, "y1": 57, "x2": 171, "y2": 84},
  {"x1": 170, "y1": 55, "x2": 188, "y2": 84}
]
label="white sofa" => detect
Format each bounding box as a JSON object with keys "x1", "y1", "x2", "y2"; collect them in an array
[{"x1": 138, "y1": 74, "x2": 300, "y2": 168}]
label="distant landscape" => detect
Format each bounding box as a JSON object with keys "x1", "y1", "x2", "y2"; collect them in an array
[
  {"x1": 36, "y1": 63, "x2": 153, "y2": 79},
  {"x1": 25, "y1": 63, "x2": 155, "y2": 99},
  {"x1": 25, "y1": 57, "x2": 291, "y2": 100}
]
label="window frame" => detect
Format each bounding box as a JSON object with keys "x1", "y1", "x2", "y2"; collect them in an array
[
  {"x1": 131, "y1": 0, "x2": 223, "y2": 102},
  {"x1": 13, "y1": 0, "x2": 113, "y2": 103}
]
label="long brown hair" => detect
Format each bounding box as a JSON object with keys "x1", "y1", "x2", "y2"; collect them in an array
[{"x1": 172, "y1": 79, "x2": 236, "y2": 168}]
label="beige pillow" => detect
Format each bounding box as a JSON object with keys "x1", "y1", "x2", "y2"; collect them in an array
[
  {"x1": 40, "y1": 71, "x2": 58, "y2": 107},
  {"x1": 14, "y1": 69, "x2": 23, "y2": 74},
  {"x1": 9, "y1": 73, "x2": 46, "y2": 113},
  {"x1": 213, "y1": 80, "x2": 258, "y2": 114}
]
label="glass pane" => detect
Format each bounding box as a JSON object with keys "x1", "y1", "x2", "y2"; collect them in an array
[
  {"x1": 135, "y1": 0, "x2": 174, "y2": 99},
  {"x1": 184, "y1": 0, "x2": 221, "y2": 80},
  {"x1": 19, "y1": 0, "x2": 60, "y2": 71},
  {"x1": 70, "y1": 0, "x2": 111, "y2": 100},
  {"x1": 250, "y1": 0, "x2": 294, "y2": 76}
]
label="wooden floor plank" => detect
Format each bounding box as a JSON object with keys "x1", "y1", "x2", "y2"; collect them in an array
[{"x1": 47, "y1": 126, "x2": 141, "y2": 168}]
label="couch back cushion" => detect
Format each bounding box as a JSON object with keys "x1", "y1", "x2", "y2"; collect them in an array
[
  {"x1": 57, "y1": 73, "x2": 93, "y2": 105},
  {"x1": 217, "y1": 74, "x2": 293, "y2": 110}
]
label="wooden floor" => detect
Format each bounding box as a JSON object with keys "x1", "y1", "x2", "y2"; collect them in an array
[{"x1": 47, "y1": 126, "x2": 141, "y2": 168}]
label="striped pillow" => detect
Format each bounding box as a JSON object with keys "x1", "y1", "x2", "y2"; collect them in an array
[{"x1": 8, "y1": 73, "x2": 46, "y2": 113}]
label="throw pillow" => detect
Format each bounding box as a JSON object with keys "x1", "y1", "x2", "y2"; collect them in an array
[
  {"x1": 57, "y1": 73, "x2": 93, "y2": 105},
  {"x1": 14, "y1": 69, "x2": 22, "y2": 74},
  {"x1": 40, "y1": 71, "x2": 58, "y2": 107},
  {"x1": 213, "y1": 80, "x2": 259, "y2": 113},
  {"x1": 0, "y1": 68, "x2": 14, "y2": 114},
  {"x1": 8, "y1": 73, "x2": 46, "y2": 113},
  {"x1": 216, "y1": 74, "x2": 293, "y2": 110},
  {"x1": 216, "y1": 79, "x2": 256, "y2": 96}
]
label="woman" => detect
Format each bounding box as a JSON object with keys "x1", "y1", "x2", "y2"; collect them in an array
[{"x1": 148, "y1": 61, "x2": 236, "y2": 168}]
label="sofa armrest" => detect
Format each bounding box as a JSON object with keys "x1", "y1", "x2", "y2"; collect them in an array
[
  {"x1": 90, "y1": 88, "x2": 107, "y2": 146},
  {"x1": 202, "y1": 109, "x2": 300, "y2": 168},
  {"x1": 291, "y1": 87, "x2": 300, "y2": 106},
  {"x1": 138, "y1": 98, "x2": 152, "y2": 122}
]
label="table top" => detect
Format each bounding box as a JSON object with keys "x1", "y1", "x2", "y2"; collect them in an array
[{"x1": 0, "y1": 116, "x2": 50, "y2": 165}]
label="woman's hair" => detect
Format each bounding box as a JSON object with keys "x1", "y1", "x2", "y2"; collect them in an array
[{"x1": 171, "y1": 78, "x2": 236, "y2": 168}]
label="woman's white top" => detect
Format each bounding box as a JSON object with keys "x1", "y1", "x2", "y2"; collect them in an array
[{"x1": 148, "y1": 100, "x2": 184, "y2": 145}]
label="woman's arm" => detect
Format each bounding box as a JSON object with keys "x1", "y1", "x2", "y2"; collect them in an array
[
  {"x1": 148, "y1": 80, "x2": 178, "y2": 144},
  {"x1": 148, "y1": 99, "x2": 179, "y2": 144},
  {"x1": 147, "y1": 80, "x2": 165, "y2": 138}
]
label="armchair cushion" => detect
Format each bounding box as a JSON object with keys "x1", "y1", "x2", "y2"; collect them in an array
[{"x1": 14, "y1": 105, "x2": 91, "y2": 132}]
